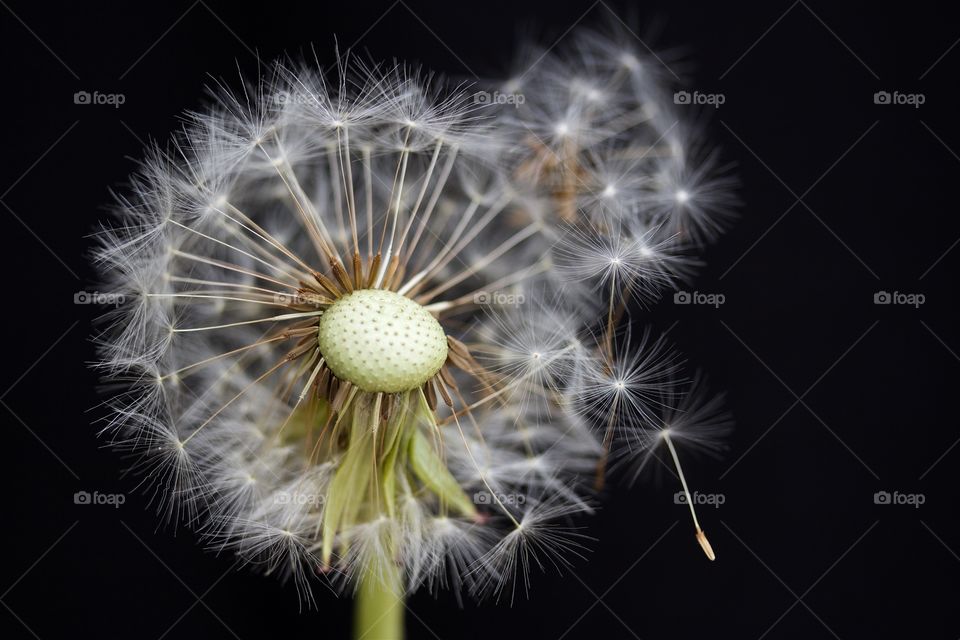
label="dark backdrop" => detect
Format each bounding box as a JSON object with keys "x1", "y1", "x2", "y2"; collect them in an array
[{"x1": 1, "y1": 1, "x2": 957, "y2": 638}]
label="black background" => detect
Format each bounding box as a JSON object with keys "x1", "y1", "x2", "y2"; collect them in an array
[{"x1": 1, "y1": 1, "x2": 958, "y2": 638}]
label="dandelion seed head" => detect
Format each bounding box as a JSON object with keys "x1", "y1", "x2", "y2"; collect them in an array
[{"x1": 91, "y1": 24, "x2": 735, "y2": 604}]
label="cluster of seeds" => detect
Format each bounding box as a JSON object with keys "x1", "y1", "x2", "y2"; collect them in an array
[{"x1": 93, "y1": 24, "x2": 735, "y2": 605}]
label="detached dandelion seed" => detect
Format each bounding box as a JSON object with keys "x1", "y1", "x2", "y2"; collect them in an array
[{"x1": 92, "y1": 24, "x2": 737, "y2": 639}]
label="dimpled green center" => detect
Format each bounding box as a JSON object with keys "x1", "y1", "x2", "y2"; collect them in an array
[{"x1": 317, "y1": 289, "x2": 448, "y2": 393}]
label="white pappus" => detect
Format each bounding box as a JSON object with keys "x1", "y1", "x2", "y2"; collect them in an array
[{"x1": 91, "y1": 26, "x2": 737, "y2": 615}]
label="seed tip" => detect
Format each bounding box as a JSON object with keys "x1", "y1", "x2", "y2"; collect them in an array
[{"x1": 696, "y1": 529, "x2": 716, "y2": 561}]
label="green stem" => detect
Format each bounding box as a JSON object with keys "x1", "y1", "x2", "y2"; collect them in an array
[{"x1": 354, "y1": 562, "x2": 405, "y2": 640}]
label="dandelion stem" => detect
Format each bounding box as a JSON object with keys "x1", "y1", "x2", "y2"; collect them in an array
[{"x1": 354, "y1": 561, "x2": 405, "y2": 640}]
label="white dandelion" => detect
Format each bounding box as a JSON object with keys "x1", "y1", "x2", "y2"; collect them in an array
[{"x1": 92, "y1": 25, "x2": 736, "y2": 639}]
